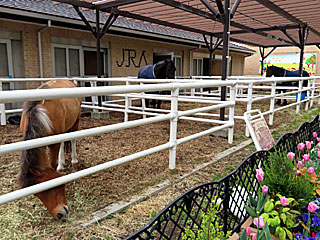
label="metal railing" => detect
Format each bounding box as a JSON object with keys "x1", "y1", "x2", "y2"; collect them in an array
[{"x1": 0, "y1": 80, "x2": 236, "y2": 206}]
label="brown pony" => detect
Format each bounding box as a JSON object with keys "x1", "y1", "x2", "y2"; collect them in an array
[{"x1": 18, "y1": 79, "x2": 81, "y2": 220}]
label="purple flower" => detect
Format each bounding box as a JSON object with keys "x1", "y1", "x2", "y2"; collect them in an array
[{"x1": 303, "y1": 213, "x2": 309, "y2": 223}]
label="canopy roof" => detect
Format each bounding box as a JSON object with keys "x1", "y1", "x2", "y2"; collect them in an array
[{"x1": 53, "y1": 0, "x2": 320, "y2": 48}]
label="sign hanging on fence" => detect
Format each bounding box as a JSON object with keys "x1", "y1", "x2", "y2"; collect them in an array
[{"x1": 244, "y1": 110, "x2": 275, "y2": 151}]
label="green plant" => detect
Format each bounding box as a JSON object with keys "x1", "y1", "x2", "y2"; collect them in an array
[
  {"x1": 262, "y1": 150, "x2": 314, "y2": 207},
  {"x1": 182, "y1": 195, "x2": 231, "y2": 240},
  {"x1": 261, "y1": 194, "x2": 300, "y2": 240}
]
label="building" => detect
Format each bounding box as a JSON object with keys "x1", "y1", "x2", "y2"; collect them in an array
[{"x1": 0, "y1": 0, "x2": 254, "y2": 91}]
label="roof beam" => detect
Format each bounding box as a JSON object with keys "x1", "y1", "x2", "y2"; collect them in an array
[
  {"x1": 255, "y1": 0, "x2": 320, "y2": 38},
  {"x1": 154, "y1": 0, "x2": 294, "y2": 46},
  {"x1": 215, "y1": 24, "x2": 299, "y2": 35},
  {"x1": 53, "y1": 0, "x2": 94, "y2": 9},
  {"x1": 96, "y1": 0, "x2": 143, "y2": 10},
  {"x1": 73, "y1": 5, "x2": 97, "y2": 37},
  {"x1": 108, "y1": 9, "x2": 216, "y2": 37},
  {"x1": 230, "y1": 0, "x2": 241, "y2": 18},
  {"x1": 281, "y1": 29, "x2": 299, "y2": 47},
  {"x1": 200, "y1": 0, "x2": 220, "y2": 19},
  {"x1": 154, "y1": 0, "x2": 218, "y2": 20}
]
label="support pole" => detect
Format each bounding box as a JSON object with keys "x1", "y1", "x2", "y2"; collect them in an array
[
  {"x1": 298, "y1": 26, "x2": 307, "y2": 77},
  {"x1": 220, "y1": 0, "x2": 231, "y2": 121},
  {"x1": 96, "y1": 10, "x2": 102, "y2": 109}
]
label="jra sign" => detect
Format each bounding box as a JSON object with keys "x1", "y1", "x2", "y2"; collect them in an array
[{"x1": 116, "y1": 49, "x2": 148, "y2": 68}]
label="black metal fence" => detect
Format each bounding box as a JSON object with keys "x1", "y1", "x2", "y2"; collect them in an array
[{"x1": 125, "y1": 115, "x2": 320, "y2": 240}]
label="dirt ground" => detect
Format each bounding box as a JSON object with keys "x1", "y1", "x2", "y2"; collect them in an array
[{"x1": 0, "y1": 100, "x2": 313, "y2": 239}]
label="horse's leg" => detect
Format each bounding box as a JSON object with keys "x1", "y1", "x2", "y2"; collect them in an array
[
  {"x1": 49, "y1": 143, "x2": 61, "y2": 171},
  {"x1": 71, "y1": 139, "x2": 78, "y2": 165},
  {"x1": 157, "y1": 100, "x2": 162, "y2": 109},
  {"x1": 57, "y1": 142, "x2": 65, "y2": 171}
]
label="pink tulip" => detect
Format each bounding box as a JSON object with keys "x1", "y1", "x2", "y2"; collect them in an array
[
  {"x1": 246, "y1": 227, "x2": 252, "y2": 237},
  {"x1": 256, "y1": 168, "x2": 264, "y2": 182},
  {"x1": 308, "y1": 167, "x2": 315, "y2": 174},
  {"x1": 296, "y1": 170, "x2": 301, "y2": 175},
  {"x1": 303, "y1": 154, "x2": 310, "y2": 161},
  {"x1": 280, "y1": 196, "x2": 289, "y2": 206},
  {"x1": 253, "y1": 216, "x2": 265, "y2": 228},
  {"x1": 297, "y1": 161, "x2": 303, "y2": 167},
  {"x1": 317, "y1": 150, "x2": 320, "y2": 158},
  {"x1": 311, "y1": 141, "x2": 314, "y2": 144},
  {"x1": 261, "y1": 185, "x2": 268, "y2": 193},
  {"x1": 252, "y1": 233, "x2": 257, "y2": 240},
  {"x1": 308, "y1": 202, "x2": 319, "y2": 213},
  {"x1": 314, "y1": 132, "x2": 318, "y2": 138},
  {"x1": 306, "y1": 141, "x2": 312, "y2": 150},
  {"x1": 317, "y1": 137, "x2": 320, "y2": 142},
  {"x1": 298, "y1": 143, "x2": 305, "y2": 150},
  {"x1": 287, "y1": 152, "x2": 295, "y2": 160}
]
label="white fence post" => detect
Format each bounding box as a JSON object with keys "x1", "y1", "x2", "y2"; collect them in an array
[
  {"x1": 305, "y1": 79, "x2": 311, "y2": 111},
  {"x1": 124, "y1": 80, "x2": 129, "y2": 122},
  {"x1": 269, "y1": 81, "x2": 276, "y2": 126},
  {"x1": 296, "y1": 80, "x2": 302, "y2": 113},
  {"x1": 169, "y1": 87, "x2": 179, "y2": 169},
  {"x1": 245, "y1": 82, "x2": 253, "y2": 137},
  {"x1": 310, "y1": 78, "x2": 316, "y2": 108},
  {"x1": 228, "y1": 85, "x2": 235, "y2": 144},
  {"x1": 90, "y1": 81, "x2": 98, "y2": 112},
  {"x1": 141, "y1": 82, "x2": 146, "y2": 119},
  {"x1": 0, "y1": 81, "x2": 6, "y2": 126}
]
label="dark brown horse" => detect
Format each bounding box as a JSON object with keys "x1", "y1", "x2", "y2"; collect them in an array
[{"x1": 18, "y1": 79, "x2": 81, "y2": 220}]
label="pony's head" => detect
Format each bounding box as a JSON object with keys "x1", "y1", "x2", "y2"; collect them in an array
[
  {"x1": 19, "y1": 165, "x2": 68, "y2": 220},
  {"x1": 164, "y1": 59, "x2": 176, "y2": 79},
  {"x1": 34, "y1": 168, "x2": 68, "y2": 221}
]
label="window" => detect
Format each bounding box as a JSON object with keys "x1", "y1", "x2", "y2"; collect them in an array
[
  {"x1": 193, "y1": 58, "x2": 203, "y2": 76},
  {"x1": 52, "y1": 44, "x2": 83, "y2": 77},
  {"x1": 174, "y1": 56, "x2": 182, "y2": 77},
  {"x1": 0, "y1": 39, "x2": 13, "y2": 78}
]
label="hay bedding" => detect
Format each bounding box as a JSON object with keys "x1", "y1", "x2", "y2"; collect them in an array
[{"x1": 0, "y1": 101, "x2": 293, "y2": 238}]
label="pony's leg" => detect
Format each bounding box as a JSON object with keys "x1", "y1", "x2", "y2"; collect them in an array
[
  {"x1": 57, "y1": 142, "x2": 65, "y2": 171},
  {"x1": 71, "y1": 139, "x2": 78, "y2": 165},
  {"x1": 49, "y1": 143, "x2": 61, "y2": 170}
]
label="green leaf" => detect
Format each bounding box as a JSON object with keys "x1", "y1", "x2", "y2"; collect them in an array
[
  {"x1": 245, "y1": 205, "x2": 257, "y2": 218},
  {"x1": 261, "y1": 213, "x2": 269, "y2": 222},
  {"x1": 282, "y1": 208, "x2": 290, "y2": 213},
  {"x1": 264, "y1": 200, "x2": 274, "y2": 212},
  {"x1": 263, "y1": 222, "x2": 272, "y2": 240},
  {"x1": 276, "y1": 193, "x2": 283, "y2": 198},
  {"x1": 280, "y1": 213, "x2": 286, "y2": 224},
  {"x1": 239, "y1": 229, "x2": 248, "y2": 240},
  {"x1": 279, "y1": 228, "x2": 286, "y2": 240},
  {"x1": 275, "y1": 200, "x2": 281, "y2": 206},
  {"x1": 289, "y1": 210, "x2": 301, "y2": 215},
  {"x1": 287, "y1": 198, "x2": 295, "y2": 204},
  {"x1": 286, "y1": 218, "x2": 294, "y2": 229},
  {"x1": 284, "y1": 227, "x2": 293, "y2": 240},
  {"x1": 270, "y1": 210, "x2": 279, "y2": 216},
  {"x1": 249, "y1": 194, "x2": 257, "y2": 206},
  {"x1": 275, "y1": 226, "x2": 281, "y2": 236}
]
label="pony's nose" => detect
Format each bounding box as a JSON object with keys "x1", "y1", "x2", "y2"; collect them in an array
[{"x1": 57, "y1": 206, "x2": 68, "y2": 221}]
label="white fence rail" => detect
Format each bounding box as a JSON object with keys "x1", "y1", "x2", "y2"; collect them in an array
[{"x1": 0, "y1": 80, "x2": 236, "y2": 205}]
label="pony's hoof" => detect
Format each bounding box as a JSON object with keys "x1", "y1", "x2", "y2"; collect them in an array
[{"x1": 57, "y1": 165, "x2": 64, "y2": 172}]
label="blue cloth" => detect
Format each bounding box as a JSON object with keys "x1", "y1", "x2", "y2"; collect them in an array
[
  {"x1": 284, "y1": 70, "x2": 300, "y2": 77},
  {"x1": 138, "y1": 64, "x2": 156, "y2": 79}
]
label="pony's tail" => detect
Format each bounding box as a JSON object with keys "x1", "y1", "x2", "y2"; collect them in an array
[{"x1": 18, "y1": 101, "x2": 52, "y2": 188}]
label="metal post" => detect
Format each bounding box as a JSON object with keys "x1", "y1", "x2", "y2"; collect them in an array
[
  {"x1": 96, "y1": 10, "x2": 103, "y2": 110},
  {"x1": 305, "y1": 79, "x2": 310, "y2": 111},
  {"x1": 296, "y1": 80, "x2": 302, "y2": 113},
  {"x1": 223, "y1": 177, "x2": 230, "y2": 234},
  {"x1": 259, "y1": 47, "x2": 265, "y2": 76},
  {"x1": 245, "y1": 82, "x2": 253, "y2": 137},
  {"x1": 220, "y1": 0, "x2": 231, "y2": 121},
  {"x1": 228, "y1": 85, "x2": 235, "y2": 144},
  {"x1": 169, "y1": 87, "x2": 179, "y2": 169},
  {"x1": 298, "y1": 26, "x2": 306, "y2": 77},
  {"x1": 124, "y1": 80, "x2": 129, "y2": 122},
  {"x1": 141, "y1": 83, "x2": 146, "y2": 119},
  {"x1": 310, "y1": 78, "x2": 316, "y2": 108},
  {"x1": 0, "y1": 81, "x2": 6, "y2": 125},
  {"x1": 269, "y1": 81, "x2": 276, "y2": 126}
]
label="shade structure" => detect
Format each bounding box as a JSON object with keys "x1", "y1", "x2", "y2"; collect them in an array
[{"x1": 53, "y1": 0, "x2": 320, "y2": 48}]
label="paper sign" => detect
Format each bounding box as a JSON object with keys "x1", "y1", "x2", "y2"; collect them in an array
[{"x1": 250, "y1": 117, "x2": 275, "y2": 150}]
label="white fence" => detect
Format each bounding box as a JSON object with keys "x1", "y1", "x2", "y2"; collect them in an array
[{"x1": 0, "y1": 80, "x2": 236, "y2": 205}]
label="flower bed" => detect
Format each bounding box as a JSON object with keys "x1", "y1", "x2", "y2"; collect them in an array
[{"x1": 125, "y1": 115, "x2": 320, "y2": 240}]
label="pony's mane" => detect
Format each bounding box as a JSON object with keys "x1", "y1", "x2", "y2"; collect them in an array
[{"x1": 18, "y1": 101, "x2": 52, "y2": 188}]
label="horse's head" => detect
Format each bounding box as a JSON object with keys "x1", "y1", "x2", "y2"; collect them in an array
[
  {"x1": 28, "y1": 168, "x2": 68, "y2": 221},
  {"x1": 265, "y1": 65, "x2": 273, "y2": 77},
  {"x1": 164, "y1": 59, "x2": 176, "y2": 79}
]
